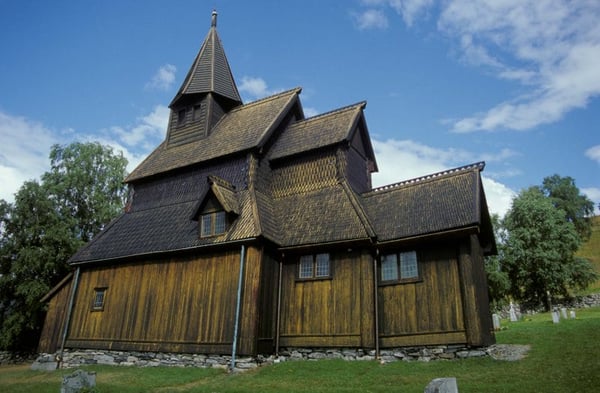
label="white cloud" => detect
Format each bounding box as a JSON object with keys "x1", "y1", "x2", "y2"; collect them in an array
[
  {"x1": 304, "y1": 107, "x2": 319, "y2": 118},
  {"x1": 110, "y1": 105, "x2": 169, "y2": 149},
  {"x1": 145, "y1": 64, "x2": 177, "y2": 91},
  {"x1": 585, "y1": 145, "x2": 600, "y2": 164},
  {"x1": 362, "y1": 1, "x2": 600, "y2": 133},
  {"x1": 582, "y1": 187, "x2": 600, "y2": 215},
  {"x1": 371, "y1": 138, "x2": 516, "y2": 216},
  {"x1": 0, "y1": 112, "x2": 58, "y2": 202},
  {"x1": 353, "y1": 9, "x2": 389, "y2": 30}
]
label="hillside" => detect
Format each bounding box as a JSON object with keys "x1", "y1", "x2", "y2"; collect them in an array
[{"x1": 576, "y1": 215, "x2": 600, "y2": 294}]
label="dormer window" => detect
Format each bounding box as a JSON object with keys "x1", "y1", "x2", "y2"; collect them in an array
[{"x1": 200, "y1": 210, "x2": 227, "y2": 237}]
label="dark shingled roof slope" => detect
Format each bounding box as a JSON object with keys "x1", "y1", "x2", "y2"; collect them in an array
[
  {"x1": 362, "y1": 163, "x2": 485, "y2": 242},
  {"x1": 170, "y1": 11, "x2": 241, "y2": 105},
  {"x1": 268, "y1": 102, "x2": 366, "y2": 161},
  {"x1": 126, "y1": 88, "x2": 301, "y2": 182}
]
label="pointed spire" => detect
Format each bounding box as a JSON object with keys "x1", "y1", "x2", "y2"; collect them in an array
[{"x1": 170, "y1": 10, "x2": 242, "y2": 107}]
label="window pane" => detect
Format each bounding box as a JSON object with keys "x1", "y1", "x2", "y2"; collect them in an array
[
  {"x1": 381, "y1": 254, "x2": 398, "y2": 281},
  {"x1": 400, "y1": 251, "x2": 418, "y2": 279},
  {"x1": 315, "y1": 253, "x2": 330, "y2": 277},
  {"x1": 214, "y1": 211, "x2": 226, "y2": 234},
  {"x1": 299, "y1": 255, "x2": 313, "y2": 278},
  {"x1": 201, "y1": 214, "x2": 212, "y2": 237},
  {"x1": 93, "y1": 289, "x2": 105, "y2": 309}
]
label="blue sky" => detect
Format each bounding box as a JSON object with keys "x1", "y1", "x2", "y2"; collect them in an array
[{"x1": 1, "y1": 0, "x2": 599, "y2": 217}]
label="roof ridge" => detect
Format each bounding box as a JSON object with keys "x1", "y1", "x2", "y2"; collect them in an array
[
  {"x1": 366, "y1": 161, "x2": 486, "y2": 195},
  {"x1": 300, "y1": 101, "x2": 366, "y2": 123},
  {"x1": 230, "y1": 87, "x2": 302, "y2": 113}
]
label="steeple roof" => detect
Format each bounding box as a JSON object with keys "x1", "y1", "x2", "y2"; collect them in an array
[{"x1": 170, "y1": 11, "x2": 242, "y2": 107}]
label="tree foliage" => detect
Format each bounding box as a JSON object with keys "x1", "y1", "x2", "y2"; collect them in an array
[
  {"x1": 484, "y1": 214, "x2": 510, "y2": 310},
  {"x1": 540, "y1": 174, "x2": 595, "y2": 241},
  {"x1": 501, "y1": 187, "x2": 597, "y2": 310},
  {"x1": 0, "y1": 142, "x2": 127, "y2": 351}
]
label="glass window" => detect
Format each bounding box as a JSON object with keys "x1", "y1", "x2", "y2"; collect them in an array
[
  {"x1": 298, "y1": 253, "x2": 330, "y2": 279},
  {"x1": 201, "y1": 214, "x2": 212, "y2": 237},
  {"x1": 299, "y1": 255, "x2": 314, "y2": 279},
  {"x1": 381, "y1": 251, "x2": 419, "y2": 282},
  {"x1": 177, "y1": 108, "x2": 186, "y2": 125},
  {"x1": 400, "y1": 251, "x2": 418, "y2": 279},
  {"x1": 315, "y1": 253, "x2": 330, "y2": 277},
  {"x1": 214, "y1": 211, "x2": 226, "y2": 234},
  {"x1": 381, "y1": 254, "x2": 399, "y2": 281},
  {"x1": 200, "y1": 211, "x2": 228, "y2": 237},
  {"x1": 93, "y1": 288, "x2": 106, "y2": 310}
]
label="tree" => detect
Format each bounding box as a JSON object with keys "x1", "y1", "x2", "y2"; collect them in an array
[
  {"x1": 0, "y1": 142, "x2": 127, "y2": 351},
  {"x1": 502, "y1": 187, "x2": 597, "y2": 311},
  {"x1": 484, "y1": 214, "x2": 510, "y2": 310},
  {"x1": 540, "y1": 174, "x2": 595, "y2": 241}
]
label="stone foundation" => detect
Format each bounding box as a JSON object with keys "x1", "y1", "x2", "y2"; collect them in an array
[{"x1": 32, "y1": 345, "x2": 490, "y2": 372}]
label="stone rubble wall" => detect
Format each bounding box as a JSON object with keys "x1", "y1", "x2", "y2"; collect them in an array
[
  {"x1": 497, "y1": 293, "x2": 600, "y2": 318},
  {"x1": 32, "y1": 345, "x2": 490, "y2": 372},
  {"x1": 0, "y1": 351, "x2": 37, "y2": 365}
]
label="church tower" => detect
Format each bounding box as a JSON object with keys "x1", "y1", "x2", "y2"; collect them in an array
[{"x1": 166, "y1": 11, "x2": 242, "y2": 147}]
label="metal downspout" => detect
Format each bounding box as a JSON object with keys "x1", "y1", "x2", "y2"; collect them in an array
[
  {"x1": 58, "y1": 266, "x2": 80, "y2": 368},
  {"x1": 275, "y1": 254, "x2": 284, "y2": 356},
  {"x1": 373, "y1": 249, "x2": 380, "y2": 359},
  {"x1": 231, "y1": 244, "x2": 246, "y2": 372}
]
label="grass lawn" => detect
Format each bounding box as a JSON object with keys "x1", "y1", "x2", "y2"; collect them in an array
[{"x1": 1, "y1": 307, "x2": 599, "y2": 392}]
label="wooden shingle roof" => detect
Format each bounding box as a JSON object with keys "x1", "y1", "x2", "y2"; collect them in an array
[
  {"x1": 268, "y1": 102, "x2": 367, "y2": 161},
  {"x1": 126, "y1": 88, "x2": 301, "y2": 182},
  {"x1": 170, "y1": 11, "x2": 241, "y2": 106},
  {"x1": 362, "y1": 163, "x2": 486, "y2": 243}
]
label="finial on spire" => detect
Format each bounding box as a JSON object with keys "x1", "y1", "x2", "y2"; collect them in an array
[{"x1": 211, "y1": 10, "x2": 217, "y2": 27}]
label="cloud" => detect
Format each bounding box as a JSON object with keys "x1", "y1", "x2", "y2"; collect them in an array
[
  {"x1": 0, "y1": 112, "x2": 58, "y2": 202},
  {"x1": 362, "y1": 1, "x2": 600, "y2": 133},
  {"x1": 109, "y1": 105, "x2": 169, "y2": 149},
  {"x1": 145, "y1": 64, "x2": 177, "y2": 91},
  {"x1": 371, "y1": 138, "x2": 516, "y2": 216},
  {"x1": 582, "y1": 187, "x2": 600, "y2": 215},
  {"x1": 353, "y1": 9, "x2": 389, "y2": 30},
  {"x1": 585, "y1": 145, "x2": 600, "y2": 164}
]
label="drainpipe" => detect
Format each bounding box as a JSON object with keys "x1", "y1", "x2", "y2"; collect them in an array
[
  {"x1": 231, "y1": 244, "x2": 246, "y2": 372},
  {"x1": 58, "y1": 266, "x2": 80, "y2": 368},
  {"x1": 275, "y1": 254, "x2": 284, "y2": 356},
  {"x1": 373, "y1": 249, "x2": 380, "y2": 359}
]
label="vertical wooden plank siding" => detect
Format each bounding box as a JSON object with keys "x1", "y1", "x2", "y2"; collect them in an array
[
  {"x1": 378, "y1": 246, "x2": 466, "y2": 347},
  {"x1": 65, "y1": 248, "x2": 264, "y2": 354},
  {"x1": 38, "y1": 279, "x2": 73, "y2": 353},
  {"x1": 458, "y1": 235, "x2": 495, "y2": 346},
  {"x1": 279, "y1": 251, "x2": 364, "y2": 347}
]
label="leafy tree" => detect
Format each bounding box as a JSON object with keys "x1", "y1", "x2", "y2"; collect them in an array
[
  {"x1": 484, "y1": 214, "x2": 510, "y2": 310},
  {"x1": 540, "y1": 174, "x2": 595, "y2": 241},
  {"x1": 0, "y1": 142, "x2": 127, "y2": 351},
  {"x1": 502, "y1": 187, "x2": 598, "y2": 311}
]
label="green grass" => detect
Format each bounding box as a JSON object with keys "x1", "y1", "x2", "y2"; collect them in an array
[
  {"x1": 577, "y1": 216, "x2": 600, "y2": 294},
  {"x1": 2, "y1": 308, "x2": 600, "y2": 392}
]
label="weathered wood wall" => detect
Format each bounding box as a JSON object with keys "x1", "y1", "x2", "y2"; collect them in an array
[
  {"x1": 378, "y1": 246, "x2": 467, "y2": 347},
  {"x1": 38, "y1": 278, "x2": 73, "y2": 353},
  {"x1": 278, "y1": 250, "x2": 374, "y2": 348},
  {"x1": 65, "y1": 246, "x2": 265, "y2": 355}
]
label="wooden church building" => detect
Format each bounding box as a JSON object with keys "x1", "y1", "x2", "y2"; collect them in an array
[{"x1": 39, "y1": 12, "x2": 496, "y2": 358}]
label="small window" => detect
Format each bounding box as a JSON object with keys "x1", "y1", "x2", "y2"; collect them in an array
[
  {"x1": 92, "y1": 288, "x2": 107, "y2": 311},
  {"x1": 380, "y1": 251, "x2": 419, "y2": 282},
  {"x1": 200, "y1": 211, "x2": 227, "y2": 237},
  {"x1": 177, "y1": 108, "x2": 187, "y2": 125},
  {"x1": 193, "y1": 104, "x2": 204, "y2": 121},
  {"x1": 298, "y1": 253, "x2": 330, "y2": 279}
]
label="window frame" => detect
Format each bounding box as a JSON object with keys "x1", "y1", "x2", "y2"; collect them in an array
[
  {"x1": 200, "y1": 210, "x2": 228, "y2": 238},
  {"x1": 92, "y1": 287, "x2": 107, "y2": 311},
  {"x1": 379, "y1": 250, "x2": 421, "y2": 285},
  {"x1": 297, "y1": 253, "x2": 332, "y2": 281}
]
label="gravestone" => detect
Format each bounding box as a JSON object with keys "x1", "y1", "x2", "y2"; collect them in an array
[
  {"x1": 61, "y1": 369, "x2": 96, "y2": 393},
  {"x1": 570, "y1": 309, "x2": 576, "y2": 319},
  {"x1": 424, "y1": 377, "x2": 458, "y2": 393},
  {"x1": 560, "y1": 307, "x2": 568, "y2": 319},
  {"x1": 552, "y1": 310, "x2": 560, "y2": 324},
  {"x1": 492, "y1": 313, "x2": 501, "y2": 330},
  {"x1": 509, "y1": 302, "x2": 518, "y2": 322}
]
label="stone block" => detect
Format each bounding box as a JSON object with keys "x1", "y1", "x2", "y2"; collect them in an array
[
  {"x1": 60, "y1": 369, "x2": 96, "y2": 393},
  {"x1": 424, "y1": 377, "x2": 458, "y2": 393}
]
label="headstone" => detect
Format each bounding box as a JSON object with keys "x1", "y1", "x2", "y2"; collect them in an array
[
  {"x1": 424, "y1": 377, "x2": 458, "y2": 393},
  {"x1": 509, "y1": 302, "x2": 518, "y2": 322},
  {"x1": 552, "y1": 310, "x2": 560, "y2": 324},
  {"x1": 61, "y1": 369, "x2": 96, "y2": 393},
  {"x1": 570, "y1": 309, "x2": 576, "y2": 319},
  {"x1": 560, "y1": 307, "x2": 568, "y2": 319},
  {"x1": 492, "y1": 313, "x2": 501, "y2": 331}
]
